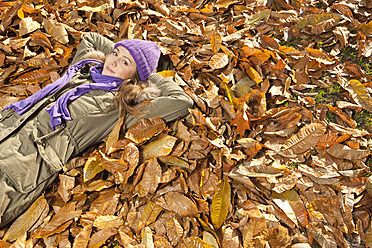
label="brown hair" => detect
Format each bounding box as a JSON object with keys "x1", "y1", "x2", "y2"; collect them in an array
[{"x1": 114, "y1": 71, "x2": 153, "y2": 118}]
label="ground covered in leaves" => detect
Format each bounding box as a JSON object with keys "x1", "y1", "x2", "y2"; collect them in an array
[{"x1": 1, "y1": 0, "x2": 372, "y2": 247}]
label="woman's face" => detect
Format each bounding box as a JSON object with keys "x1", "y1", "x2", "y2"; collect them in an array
[{"x1": 102, "y1": 46, "x2": 137, "y2": 80}]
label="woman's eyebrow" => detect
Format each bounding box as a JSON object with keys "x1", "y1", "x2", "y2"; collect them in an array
[{"x1": 115, "y1": 48, "x2": 133, "y2": 64}]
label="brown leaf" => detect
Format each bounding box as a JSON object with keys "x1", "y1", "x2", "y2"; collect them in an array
[
  {"x1": 58, "y1": 174, "x2": 75, "y2": 203},
  {"x1": 1, "y1": 0, "x2": 23, "y2": 29},
  {"x1": 88, "y1": 228, "x2": 118, "y2": 248},
  {"x1": 134, "y1": 158, "x2": 162, "y2": 197},
  {"x1": 165, "y1": 214, "x2": 183, "y2": 246},
  {"x1": 260, "y1": 35, "x2": 279, "y2": 50},
  {"x1": 121, "y1": 142, "x2": 140, "y2": 184},
  {"x1": 125, "y1": 117, "x2": 166, "y2": 144},
  {"x1": 326, "y1": 143, "x2": 369, "y2": 160},
  {"x1": 19, "y1": 17, "x2": 40, "y2": 36},
  {"x1": 89, "y1": 188, "x2": 120, "y2": 215},
  {"x1": 162, "y1": 192, "x2": 199, "y2": 217},
  {"x1": 230, "y1": 109, "x2": 251, "y2": 137},
  {"x1": 93, "y1": 215, "x2": 123, "y2": 230},
  {"x1": 43, "y1": 19, "x2": 69, "y2": 44},
  {"x1": 34, "y1": 210, "x2": 82, "y2": 238},
  {"x1": 209, "y1": 53, "x2": 229, "y2": 70}
]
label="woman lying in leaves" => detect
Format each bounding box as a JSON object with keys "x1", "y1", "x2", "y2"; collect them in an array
[{"x1": 0, "y1": 32, "x2": 193, "y2": 227}]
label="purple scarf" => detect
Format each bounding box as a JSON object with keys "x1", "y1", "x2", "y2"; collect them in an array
[{"x1": 4, "y1": 59, "x2": 124, "y2": 130}]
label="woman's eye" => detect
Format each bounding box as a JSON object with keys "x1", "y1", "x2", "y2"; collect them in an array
[
  {"x1": 113, "y1": 52, "x2": 117, "y2": 56},
  {"x1": 122, "y1": 60, "x2": 127, "y2": 65}
]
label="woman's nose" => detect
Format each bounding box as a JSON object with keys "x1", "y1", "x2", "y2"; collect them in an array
[{"x1": 111, "y1": 57, "x2": 119, "y2": 66}]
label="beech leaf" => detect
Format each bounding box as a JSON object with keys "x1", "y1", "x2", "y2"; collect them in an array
[
  {"x1": 125, "y1": 117, "x2": 166, "y2": 144},
  {"x1": 164, "y1": 192, "x2": 199, "y2": 217},
  {"x1": 4, "y1": 195, "x2": 48, "y2": 242},
  {"x1": 142, "y1": 134, "x2": 177, "y2": 160},
  {"x1": 279, "y1": 123, "x2": 326, "y2": 156},
  {"x1": 83, "y1": 151, "x2": 104, "y2": 182},
  {"x1": 326, "y1": 143, "x2": 370, "y2": 160},
  {"x1": 88, "y1": 228, "x2": 118, "y2": 248},
  {"x1": 211, "y1": 179, "x2": 231, "y2": 229}
]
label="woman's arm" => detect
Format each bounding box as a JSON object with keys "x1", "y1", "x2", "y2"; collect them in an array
[
  {"x1": 125, "y1": 74, "x2": 194, "y2": 128},
  {"x1": 71, "y1": 33, "x2": 115, "y2": 65}
]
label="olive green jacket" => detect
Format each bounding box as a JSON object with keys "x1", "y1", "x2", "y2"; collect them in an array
[{"x1": 0, "y1": 33, "x2": 193, "y2": 227}]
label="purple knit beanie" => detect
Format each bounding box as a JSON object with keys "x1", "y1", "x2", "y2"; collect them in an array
[{"x1": 114, "y1": 39, "x2": 161, "y2": 81}]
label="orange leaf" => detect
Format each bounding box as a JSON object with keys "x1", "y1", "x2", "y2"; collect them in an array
[{"x1": 230, "y1": 109, "x2": 251, "y2": 137}]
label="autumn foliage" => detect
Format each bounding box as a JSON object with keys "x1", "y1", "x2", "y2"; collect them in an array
[{"x1": 1, "y1": 0, "x2": 372, "y2": 247}]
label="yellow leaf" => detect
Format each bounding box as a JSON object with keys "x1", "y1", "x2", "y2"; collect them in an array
[
  {"x1": 211, "y1": 179, "x2": 231, "y2": 229},
  {"x1": 349, "y1": 79, "x2": 372, "y2": 112},
  {"x1": 158, "y1": 70, "x2": 176, "y2": 77},
  {"x1": 158, "y1": 156, "x2": 189, "y2": 170},
  {"x1": 83, "y1": 151, "x2": 104, "y2": 182},
  {"x1": 0, "y1": 240, "x2": 11, "y2": 248},
  {"x1": 357, "y1": 20, "x2": 372, "y2": 36},
  {"x1": 7, "y1": 233, "x2": 26, "y2": 248},
  {"x1": 141, "y1": 227, "x2": 154, "y2": 248},
  {"x1": 138, "y1": 201, "x2": 163, "y2": 232},
  {"x1": 142, "y1": 134, "x2": 177, "y2": 160},
  {"x1": 246, "y1": 65, "x2": 262, "y2": 84},
  {"x1": 93, "y1": 215, "x2": 123, "y2": 230},
  {"x1": 211, "y1": 29, "x2": 222, "y2": 54},
  {"x1": 17, "y1": 8, "x2": 24, "y2": 19},
  {"x1": 4, "y1": 195, "x2": 48, "y2": 242},
  {"x1": 184, "y1": 236, "x2": 215, "y2": 248},
  {"x1": 78, "y1": 3, "x2": 110, "y2": 12}
]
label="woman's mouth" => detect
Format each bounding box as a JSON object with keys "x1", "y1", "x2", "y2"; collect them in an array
[{"x1": 106, "y1": 67, "x2": 115, "y2": 74}]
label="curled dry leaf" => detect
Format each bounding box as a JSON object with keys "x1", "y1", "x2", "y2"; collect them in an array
[
  {"x1": 326, "y1": 143, "x2": 370, "y2": 160},
  {"x1": 19, "y1": 17, "x2": 40, "y2": 36},
  {"x1": 279, "y1": 123, "x2": 326, "y2": 156},
  {"x1": 125, "y1": 117, "x2": 166, "y2": 144},
  {"x1": 209, "y1": 53, "x2": 229, "y2": 70}
]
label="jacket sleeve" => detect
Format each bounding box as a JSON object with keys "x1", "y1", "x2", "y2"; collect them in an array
[
  {"x1": 125, "y1": 74, "x2": 194, "y2": 128},
  {"x1": 71, "y1": 33, "x2": 115, "y2": 65}
]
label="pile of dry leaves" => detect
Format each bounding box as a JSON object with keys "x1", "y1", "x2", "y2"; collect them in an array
[{"x1": 0, "y1": 0, "x2": 372, "y2": 247}]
